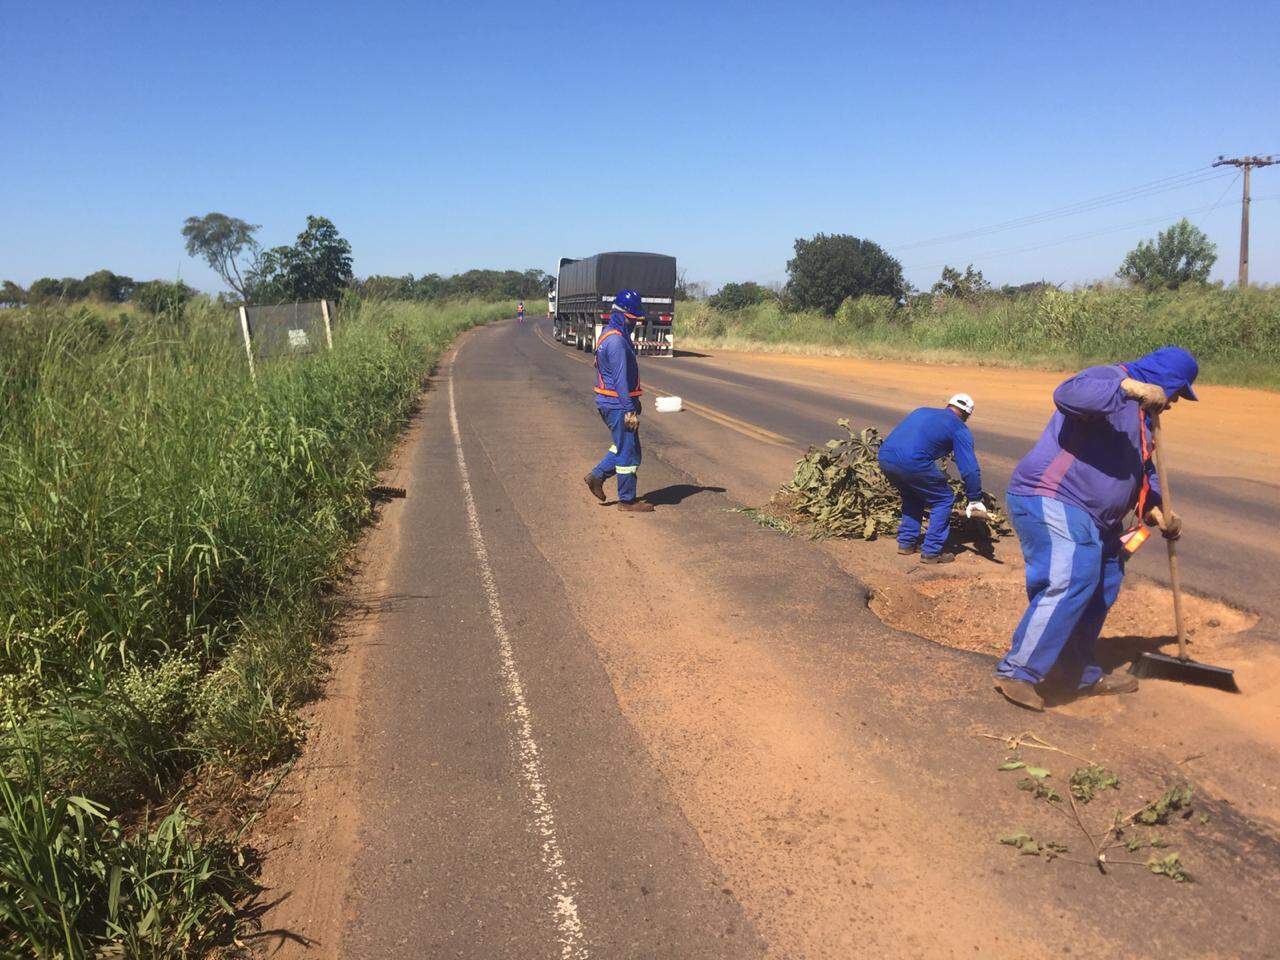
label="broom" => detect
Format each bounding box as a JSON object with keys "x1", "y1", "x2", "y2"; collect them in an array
[{"x1": 1130, "y1": 411, "x2": 1239, "y2": 691}]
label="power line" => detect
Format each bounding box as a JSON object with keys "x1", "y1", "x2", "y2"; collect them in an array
[
  {"x1": 1193, "y1": 171, "x2": 1242, "y2": 231},
  {"x1": 890, "y1": 167, "x2": 1232, "y2": 252},
  {"x1": 903, "y1": 193, "x2": 1243, "y2": 273}
]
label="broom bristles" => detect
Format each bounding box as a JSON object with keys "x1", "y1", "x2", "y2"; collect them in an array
[{"x1": 1130, "y1": 652, "x2": 1239, "y2": 692}]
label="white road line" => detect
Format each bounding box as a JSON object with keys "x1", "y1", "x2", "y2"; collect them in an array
[{"x1": 447, "y1": 365, "x2": 589, "y2": 960}]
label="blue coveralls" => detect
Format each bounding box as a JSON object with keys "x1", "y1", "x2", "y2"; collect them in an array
[
  {"x1": 996, "y1": 347, "x2": 1198, "y2": 689},
  {"x1": 589, "y1": 313, "x2": 642, "y2": 503},
  {"x1": 877, "y1": 407, "x2": 982, "y2": 556},
  {"x1": 999, "y1": 495, "x2": 1124, "y2": 689}
]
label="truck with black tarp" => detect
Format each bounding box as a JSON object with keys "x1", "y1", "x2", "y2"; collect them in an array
[{"x1": 550, "y1": 252, "x2": 677, "y2": 356}]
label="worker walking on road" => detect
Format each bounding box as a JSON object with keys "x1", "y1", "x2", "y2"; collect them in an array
[
  {"x1": 517, "y1": 301, "x2": 525, "y2": 324},
  {"x1": 584, "y1": 289, "x2": 653, "y2": 513},
  {"x1": 878, "y1": 394, "x2": 986, "y2": 563},
  {"x1": 994, "y1": 346, "x2": 1198, "y2": 712}
]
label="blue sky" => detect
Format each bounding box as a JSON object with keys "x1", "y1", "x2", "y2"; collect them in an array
[{"x1": 3, "y1": 0, "x2": 1277, "y2": 293}]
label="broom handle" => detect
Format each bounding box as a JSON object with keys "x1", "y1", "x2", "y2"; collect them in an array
[{"x1": 1149, "y1": 413, "x2": 1189, "y2": 661}]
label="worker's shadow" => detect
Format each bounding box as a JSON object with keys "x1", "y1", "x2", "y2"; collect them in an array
[
  {"x1": 945, "y1": 517, "x2": 1004, "y2": 563},
  {"x1": 1036, "y1": 636, "x2": 1174, "y2": 707},
  {"x1": 1097, "y1": 634, "x2": 1179, "y2": 672},
  {"x1": 642, "y1": 483, "x2": 727, "y2": 506}
]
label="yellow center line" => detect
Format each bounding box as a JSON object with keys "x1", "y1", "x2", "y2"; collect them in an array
[{"x1": 531, "y1": 321, "x2": 796, "y2": 447}]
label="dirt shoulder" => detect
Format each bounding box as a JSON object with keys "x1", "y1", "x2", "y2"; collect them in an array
[
  {"x1": 677, "y1": 346, "x2": 1280, "y2": 484},
  {"x1": 246, "y1": 377, "x2": 433, "y2": 956}
]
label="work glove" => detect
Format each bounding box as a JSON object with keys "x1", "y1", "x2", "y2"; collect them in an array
[
  {"x1": 965, "y1": 501, "x2": 988, "y2": 519},
  {"x1": 1144, "y1": 506, "x2": 1183, "y2": 540},
  {"x1": 623, "y1": 411, "x2": 640, "y2": 432},
  {"x1": 1120, "y1": 377, "x2": 1169, "y2": 412}
]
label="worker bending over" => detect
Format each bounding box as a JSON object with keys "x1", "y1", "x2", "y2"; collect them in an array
[
  {"x1": 995, "y1": 346, "x2": 1197, "y2": 711},
  {"x1": 584, "y1": 289, "x2": 653, "y2": 513},
  {"x1": 878, "y1": 394, "x2": 985, "y2": 564}
]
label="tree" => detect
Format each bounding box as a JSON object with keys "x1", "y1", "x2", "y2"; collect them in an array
[
  {"x1": 785, "y1": 234, "x2": 905, "y2": 314},
  {"x1": 709, "y1": 281, "x2": 772, "y2": 311},
  {"x1": 1117, "y1": 218, "x2": 1217, "y2": 291},
  {"x1": 27, "y1": 278, "x2": 65, "y2": 302},
  {"x1": 931, "y1": 264, "x2": 991, "y2": 301},
  {"x1": 182, "y1": 212, "x2": 262, "y2": 303},
  {"x1": 83, "y1": 269, "x2": 135, "y2": 302},
  {"x1": 0, "y1": 280, "x2": 27, "y2": 307},
  {"x1": 252, "y1": 215, "x2": 354, "y2": 302},
  {"x1": 675, "y1": 268, "x2": 710, "y2": 302},
  {"x1": 999, "y1": 280, "x2": 1057, "y2": 297},
  {"x1": 134, "y1": 280, "x2": 195, "y2": 316}
]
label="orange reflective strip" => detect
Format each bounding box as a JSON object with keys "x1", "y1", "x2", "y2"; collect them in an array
[
  {"x1": 593, "y1": 328, "x2": 642, "y2": 396},
  {"x1": 1121, "y1": 364, "x2": 1152, "y2": 519},
  {"x1": 1136, "y1": 408, "x2": 1151, "y2": 519}
]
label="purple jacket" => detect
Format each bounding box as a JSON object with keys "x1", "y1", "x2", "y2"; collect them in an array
[{"x1": 1008, "y1": 364, "x2": 1161, "y2": 534}]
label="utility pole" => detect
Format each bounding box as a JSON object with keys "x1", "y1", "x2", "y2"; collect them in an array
[{"x1": 1212, "y1": 154, "x2": 1277, "y2": 287}]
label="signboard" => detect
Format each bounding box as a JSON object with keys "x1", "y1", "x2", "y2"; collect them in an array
[{"x1": 237, "y1": 300, "x2": 334, "y2": 378}]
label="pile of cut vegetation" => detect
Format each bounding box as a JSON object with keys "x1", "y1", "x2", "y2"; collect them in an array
[{"x1": 768, "y1": 419, "x2": 1010, "y2": 542}]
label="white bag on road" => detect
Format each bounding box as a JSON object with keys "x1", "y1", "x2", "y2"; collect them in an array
[{"x1": 654, "y1": 395, "x2": 683, "y2": 413}]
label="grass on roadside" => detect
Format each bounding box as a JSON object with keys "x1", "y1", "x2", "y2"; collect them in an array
[
  {"x1": 675, "y1": 285, "x2": 1280, "y2": 389},
  {"x1": 1, "y1": 295, "x2": 505, "y2": 956}
]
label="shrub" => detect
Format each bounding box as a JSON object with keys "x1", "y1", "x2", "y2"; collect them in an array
[{"x1": 786, "y1": 233, "x2": 906, "y2": 313}]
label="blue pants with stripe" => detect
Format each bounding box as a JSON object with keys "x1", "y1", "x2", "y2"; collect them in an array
[
  {"x1": 878, "y1": 457, "x2": 954, "y2": 556},
  {"x1": 592, "y1": 408, "x2": 641, "y2": 503},
  {"x1": 997, "y1": 494, "x2": 1124, "y2": 689}
]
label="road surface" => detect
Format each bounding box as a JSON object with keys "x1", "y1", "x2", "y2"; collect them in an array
[{"x1": 258, "y1": 318, "x2": 1280, "y2": 960}]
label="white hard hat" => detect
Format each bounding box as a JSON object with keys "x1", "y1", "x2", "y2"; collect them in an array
[{"x1": 948, "y1": 393, "x2": 975, "y2": 414}]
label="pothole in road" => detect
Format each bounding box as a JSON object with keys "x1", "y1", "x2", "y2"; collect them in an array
[{"x1": 866, "y1": 568, "x2": 1259, "y2": 664}]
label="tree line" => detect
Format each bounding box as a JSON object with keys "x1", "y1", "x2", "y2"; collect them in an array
[
  {"x1": 0, "y1": 273, "x2": 196, "y2": 312},
  {"x1": 706, "y1": 217, "x2": 1221, "y2": 314},
  {"x1": 355, "y1": 269, "x2": 551, "y2": 303},
  {"x1": 4, "y1": 210, "x2": 551, "y2": 310}
]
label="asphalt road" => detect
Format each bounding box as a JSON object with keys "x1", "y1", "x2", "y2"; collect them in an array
[
  {"x1": 529, "y1": 318, "x2": 1280, "y2": 635},
  {"x1": 290, "y1": 317, "x2": 1280, "y2": 959}
]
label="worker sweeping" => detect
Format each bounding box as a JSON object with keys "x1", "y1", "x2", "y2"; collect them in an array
[
  {"x1": 583, "y1": 289, "x2": 653, "y2": 513},
  {"x1": 877, "y1": 394, "x2": 985, "y2": 563},
  {"x1": 994, "y1": 346, "x2": 1198, "y2": 712}
]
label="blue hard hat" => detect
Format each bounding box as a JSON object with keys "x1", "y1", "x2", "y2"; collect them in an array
[{"x1": 613, "y1": 289, "x2": 645, "y2": 319}]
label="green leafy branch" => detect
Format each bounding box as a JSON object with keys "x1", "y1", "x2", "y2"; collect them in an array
[{"x1": 989, "y1": 733, "x2": 1197, "y2": 882}]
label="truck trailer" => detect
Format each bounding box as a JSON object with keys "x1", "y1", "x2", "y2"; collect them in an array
[{"x1": 551, "y1": 252, "x2": 676, "y2": 357}]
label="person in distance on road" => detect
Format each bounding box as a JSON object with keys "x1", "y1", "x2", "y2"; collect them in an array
[
  {"x1": 584, "y1": 289, "x2": 653, "y2": 513},
  {"x1": 517, "y1": 300, "x2": 525, "y2": 324},
  {"x1": 994, "y1": 346, "x2": 1198, "y2": 712},
  {"x1": 877, "y1": 394, "x2": 986, "y2": 564}
]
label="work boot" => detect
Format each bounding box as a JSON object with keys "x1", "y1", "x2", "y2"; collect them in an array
[
  {"x1": 1084, "y1": 672, "x2": 1139, "y2": 697},
  {"x1": 584, "y1": 473, "x2": 606, "y2": 503},
  {"x1": 618, "y1": 499, "x2": 655, "y2": 513},
  {"x1": 994, "y1": 678, "x2": 1045, "y2": 712},
  {"x1": 897, "y1": 543, "x2": 919, "y2": 555},
  {"x1": 920, "y1": 552, "x2": 955, "y2": 564}
]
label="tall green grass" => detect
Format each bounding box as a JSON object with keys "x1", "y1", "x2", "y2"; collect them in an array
[
  {"x1": 0, "y1": 295, "x2": 505, "y2": 955},
  {"x1": 676, "y1": 285, "x2": 1280, "y2": 388}
]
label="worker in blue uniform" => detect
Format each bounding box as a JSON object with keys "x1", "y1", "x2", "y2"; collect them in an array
[
  {"x1": 877, "y1": 394, "x2": 985, "y2": 563},
  {"x1": 584, "y1": 289, "x2": 654, "y2": 513}
]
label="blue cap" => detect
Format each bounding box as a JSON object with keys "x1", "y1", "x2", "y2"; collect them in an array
[{"x1": 1125, "y1": 346, "x2": 1199, "y2": 401}]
